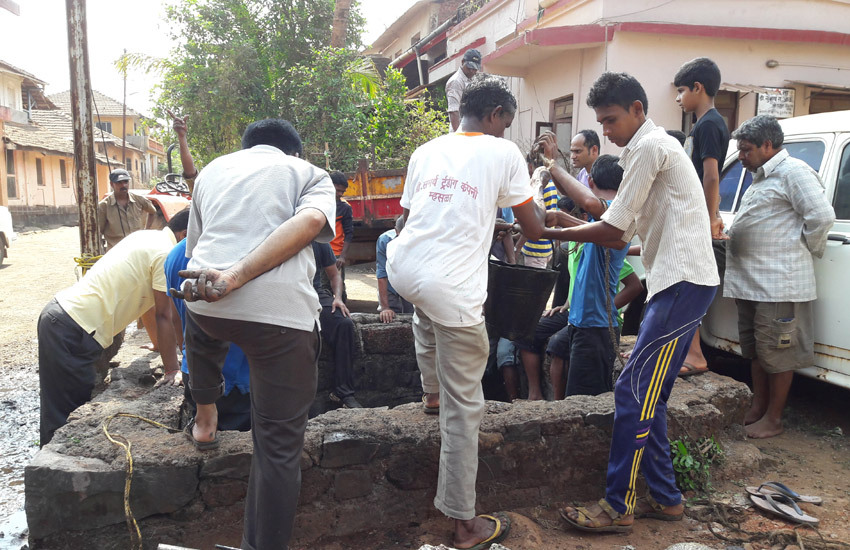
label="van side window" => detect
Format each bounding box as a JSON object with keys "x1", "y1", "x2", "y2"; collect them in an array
[
  {"x1": 719, "y1": 161, "x2": 743, "y2": 212},
  {"x1": 833, "y1": 142, "x2": 850, "y2": 220},
  {"x1": 728, "y1": 141, "x2": 826, "y2": 213}
]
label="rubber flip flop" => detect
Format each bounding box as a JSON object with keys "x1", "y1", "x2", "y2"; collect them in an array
[
  {"x1": 678, "y1": 362, "x2": 709, "y2": 377},
  {"x1": 746, "y1": 481, "x2": 823, "y2": 505},
  {"x1": 422, "y1": 394, "x2": 439, "y2": 415},
  {"x1": 184, "y1": 418, "x2": 220, "y2": 450},
  {"x1": 464, "y1": 512, "x2": 511, "y2": 550},
  {"x1": 749, "y1": 493, "x2": 818, "y2": 525}
]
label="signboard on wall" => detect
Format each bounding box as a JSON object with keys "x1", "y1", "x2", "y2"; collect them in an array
[{"x1": 757, "y1": 88, "x2": 796, "y2": 118}]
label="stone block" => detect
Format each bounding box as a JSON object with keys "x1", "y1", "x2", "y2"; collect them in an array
[
  {"x1": 385, "y1": 447, "x2": 439, "y2": 490},
  {"x1": 201, "y1": 478, "x2": 247, "y2": 508},
  {"x1": 200, "y1": 451, "x2": 252, "y2": 480},
  {"x1": 320, "y1": 432, "x2": 381, "y2": 468},
  {"x1": 334, "y1": 470, "x2": 373, "y2": 500},
  {"x1": 25, "y1": 449, "x2": 197, "y2": 539},
  {"x1": 360, "y1": 322, "x2": 415, "y2": 354}
]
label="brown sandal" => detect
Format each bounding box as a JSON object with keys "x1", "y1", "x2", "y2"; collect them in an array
[
  {"x1": 634, "y1": 493, "x2": 684, "y2": 521},
  {"x1": 560, "y1": 498, "x2": 633, "y2": 533}
]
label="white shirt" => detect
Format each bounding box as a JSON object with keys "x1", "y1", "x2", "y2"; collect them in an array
[
  {"x1": 445, "y1": 68, "x2": 471, "y2": 114},
  {"x1": 387, "y1": 133, "x2": 533, "y2": 327},
  {"x1": 186, "y1": 145, "x2": 336, "y2": 331},
  {"x1": 602, "y1": 119, "x2": 719, "y2": 299}
]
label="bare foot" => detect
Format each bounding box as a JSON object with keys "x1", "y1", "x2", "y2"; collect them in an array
[
  {"x1": 453, "y1": 514, "x2": 506, "y2": 549},
  {"x1": 140, "y1": 343, "x2": 158, "y2": 352},
  {"x1": 744, "y1": 403, "x2": 766, "y2": 425},
  {"x1": 746, "y1": 416, "x2": 784, "y2": 439},
  {"x1": 563, "y1": 502, "x2": 633, "y2": 528},
  {"x1": 423, "y1": 392, "x2": 439, "y2": 409},
  {"x1": 527, "y1": 390, "x2": 544, "y2": 401}
]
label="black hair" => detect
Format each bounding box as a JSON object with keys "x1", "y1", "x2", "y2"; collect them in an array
[
  {"x1": 666, "y1": 130, "x2": 687, "y2": 146},
  {"x1": 674, "y1": 57, "x2": 722, "y2": 97},
  {"x1": 586, "y1": 72, "x2": 649, "y2": 115},
  {"x1": 732, "y1": 115, "x2": 784, "y2": 149},
  {"x1": 589, "y1": 154, "x2": 624, "y2": 191},
  {"x1": 330, "y1": 171, "x2": 348, "y2": 189},
  {"x1": 241, "y1": 119, "x2": 303, "y2": 157},
  {"x1": 557, "y1": 196, "x2": 585, "y2": 218},
  {"x1": 577, "y1": 129, "x2": 600, "y2": 152},
  {"x1": 459, "y1": 74, "x2": 517, "y2": 120},
  {"x1": 168, "y1": 207, "x2": 190, "y2": 234}
]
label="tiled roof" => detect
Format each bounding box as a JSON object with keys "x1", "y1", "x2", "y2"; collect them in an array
[
  {"x1": 0, "y1": 59, "x2": 46, "y2": 85},
  {"x1": 48, "y1": 89, "x2": 141, "y2": 118},
  {"x1": 2, "y1": 110, "x2": 115, "y2": 164},
  {"x1": 30, "y1": 110, "x2": 141, "y2": 153}
]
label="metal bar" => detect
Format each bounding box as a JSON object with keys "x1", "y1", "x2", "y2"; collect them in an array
[{"x1": 65, "y1": 0, "x2": 101, "y2": 256}]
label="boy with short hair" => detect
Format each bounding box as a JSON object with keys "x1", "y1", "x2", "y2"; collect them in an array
[
  {"x1": 541, "y1": 72, "x2": 719, "y2": 533},
  {"x1": 674, "y1": 57, "x2": 731, "y2": 377}
]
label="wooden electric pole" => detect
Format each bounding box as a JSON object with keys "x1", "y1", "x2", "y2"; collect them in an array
[{"x1": 65, "y1": 0, "x2": 101, "y2": 256}]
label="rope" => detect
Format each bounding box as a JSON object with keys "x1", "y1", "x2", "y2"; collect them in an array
[
  {"x1": 102, "y1": 413, "x2": 181, "y2": 550},
  {"x1": 74, "y1": 253, "x2": 103, "y2": 279},
  {"x1": 597, "y1": 197, "x2": 625, "y2": 375}
]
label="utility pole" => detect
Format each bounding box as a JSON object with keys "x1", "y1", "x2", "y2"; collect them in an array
[
  {"x1": 122, "y1": 48, "x2": 127, "y2": 168},
  {"x1": 66, "y1": 0, "x2": 101, "y2": 256}
]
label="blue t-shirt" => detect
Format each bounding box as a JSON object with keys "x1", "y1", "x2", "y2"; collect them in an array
[
  {"x1": 568, "y1": 205, "x2": 629, "y2": 328},
  {"x1": 375, "y1": 229, "x2": 398, "y2": 295},
  {"x1": 164, "y1": 239, "x2": 250, "y2": 395}
]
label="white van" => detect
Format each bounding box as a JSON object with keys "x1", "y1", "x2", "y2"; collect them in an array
[{"x1": 700, "y1": 110, "x2": 850, "y2": 390}]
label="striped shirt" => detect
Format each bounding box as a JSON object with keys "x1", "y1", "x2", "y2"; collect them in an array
[
  {"x1": 602, "y1": 119, "x2": 719, "y2": 299},
  {"x1": 724, "y1": 148, "x2": 835, "y2": 302},
  {"x1": 522, "y1": 167, "x2": 558, "y2": 258}
]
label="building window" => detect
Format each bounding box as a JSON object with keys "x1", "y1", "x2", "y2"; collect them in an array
[
  {"x1": 126, "y1": 159, "x2": 132, "y2": 172},
  {"x1": 136, "y1": 159, "x2": 139, "y2": 171},
  {"x1": 95, "y1": 121, "x2": 112, "y2": 133},
  {"x1": 551, "y1": 95, "x2": 574, "y2": 156},
  {"x1": 410, "y1": 33, "x2": 420, "y2": 46},
  {"x1": 809, "y1": 92, "x2": 850, "y2": 115},
  {"x1": 683, "y1": 90, "x2": 738, "y2": 135},
  {"x1": 36, "y1": 157, "x2": 44, "y2": 186},
  {"x1": 60, "y1": 159, "x2": 69, "y2": 187},
  {"x1": 5, "y1": 149, "x2": 17, "y2": 199}
]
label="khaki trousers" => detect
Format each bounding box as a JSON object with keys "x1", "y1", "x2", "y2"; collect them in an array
[{"x1": 412, "y1": 308, "x2": 489, "y2": 520}]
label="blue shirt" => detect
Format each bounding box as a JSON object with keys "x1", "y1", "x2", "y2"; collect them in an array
[
  {"x1": 375, "y1": 229, "x2": 398, "y2": 295},
  {"x1": 568, "y1": 205, "x2": 629, "y2": 328},
  {"x1": 165, "y1": 239, "x2": 250, "y2": 395}
]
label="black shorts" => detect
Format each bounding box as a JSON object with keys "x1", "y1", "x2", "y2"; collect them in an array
[{"x1": 560, "y1": 325, "x2": 619, "y2": 397}]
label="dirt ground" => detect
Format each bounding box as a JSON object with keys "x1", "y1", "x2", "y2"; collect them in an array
[{"x1": 2, "y1": 227, "x2": 850, "y2": 550}]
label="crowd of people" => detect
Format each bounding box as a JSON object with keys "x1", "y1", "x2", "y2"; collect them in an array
[{"x1": 34, "y1": 53, "x2": 835, "y2": 549}]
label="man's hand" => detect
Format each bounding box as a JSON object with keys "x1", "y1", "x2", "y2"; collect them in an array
[
  {"x1": 535, "y1": 132, "x2": 560, "y2": 162},
  {"x1": 544, "y1": 304, "x2": 567, "y2": 317},
  {"x1": 167, "y1": 109, "x2": 189, "y2": 140},
  {"x1": 332, "y1": 297, "x2": 350, "y2": 317},
  {"x1": 379, "y1": 308, "x2": 395, "y2": 323},
  {"x1": 711, "y1": 216, "x2": 729, "y2": 240},
  {"x1": 173, "y1": 268, "x2": 240, "y2": 302},
  {"x1": 335, "y1": 256, "x2": 347, "y2": 270},
  {"x1": 155, "y1": 369, "x2": 183, "y2": 388}
]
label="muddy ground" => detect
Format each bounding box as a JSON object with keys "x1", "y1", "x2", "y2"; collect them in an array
[{"x1": 1, "y1": 227, "x2": 850, "y2": 550}]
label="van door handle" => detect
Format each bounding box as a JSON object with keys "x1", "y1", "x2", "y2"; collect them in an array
[{"x1": 827, "y1": 233, "x2": 850, "y2": 244}]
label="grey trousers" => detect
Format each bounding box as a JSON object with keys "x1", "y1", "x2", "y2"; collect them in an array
[
  {"x1": 185, "y1": 310, "x2": 319, "y2": 550},
  {"x1": 38, "y1": 298, "x2": 104, "y2": 446}
]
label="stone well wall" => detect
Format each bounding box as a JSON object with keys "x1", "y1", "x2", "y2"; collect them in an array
[{"x1": 25, "y1": 319, "x2": 752, "y2": 549}]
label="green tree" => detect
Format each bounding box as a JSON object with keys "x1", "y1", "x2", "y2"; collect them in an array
[{"x1": 152, "y1": 0, "x2": 364, "y2": 164}]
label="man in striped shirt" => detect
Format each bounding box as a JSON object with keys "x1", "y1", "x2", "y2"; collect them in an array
[
  {"x1": 520, "y1": 159, "x2": 560, "y2": 269},
  {"x1": 541, "y1": 72, "x2": 719, "y2": 533}
]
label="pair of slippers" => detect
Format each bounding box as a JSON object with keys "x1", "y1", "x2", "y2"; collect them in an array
[
  {"x1": 184, "y1": 418, "x2": 219, "y2": 450},
  {"x1": 461, "y1": 513, "x2": 511, "y2": 550},
  {"x1": 747, "y1": 481, "x2": 822, "y2": 525}
]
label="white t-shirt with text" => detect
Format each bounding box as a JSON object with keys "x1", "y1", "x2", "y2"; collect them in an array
[{"x1": 387, "y1": 133, "x2": 533, "y2": 327}]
